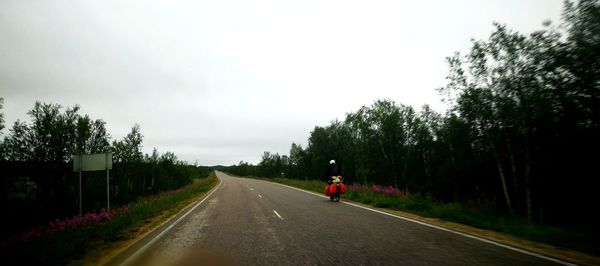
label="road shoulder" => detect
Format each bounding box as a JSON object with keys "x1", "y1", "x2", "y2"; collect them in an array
[{"x1": 72, "y1": 176, "x2": 221, "y2": 266}]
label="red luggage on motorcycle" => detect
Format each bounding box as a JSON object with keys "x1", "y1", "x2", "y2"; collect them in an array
[
  {"x1": 324, "y1": 185, "x2": 332, "y2": 196},
  {"x1": 329, "y1": 184, "x2": 338, "y2": 195}
]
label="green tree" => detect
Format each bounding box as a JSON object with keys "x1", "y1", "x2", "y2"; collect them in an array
[
  {"x1": 160, "y1": 151, "x2": 177, "y2": 164},
  {"x1": 123, "y1": 124, "x2": 144, "y2": 163},
  {"x1": 345, "y1": 100, "x2": 417, "y2": 189},
  {"x1": 112, "y1": 124, "x2": 144, "y2": 197},
  {"x1": 2, "y1": 121, "x2": 33, "y2": 161},
  {"x1": 146, "y1": 147, "x2": 160, "y2": 189},
  {"x1": 74, "y1": 115, "x2": 110, "y2": 155},
  {"x1": 439, "y1": 0, "x2": 600, "y2": 222},
  {"x1": 288, "y1": 143, "x2": 306, "y2": 179}
]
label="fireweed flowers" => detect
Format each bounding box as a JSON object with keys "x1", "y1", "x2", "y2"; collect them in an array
[
  {"x1": 5, "y1": 205, "x2": 129, "y2": 244},
  {"x1": 347, "y1": 184, "x2": 408, "y2": 197}
]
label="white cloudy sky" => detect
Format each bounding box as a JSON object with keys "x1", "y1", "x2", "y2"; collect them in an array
[{"x1": 1, "y1": 0, "x2": 563, "y2": 165}]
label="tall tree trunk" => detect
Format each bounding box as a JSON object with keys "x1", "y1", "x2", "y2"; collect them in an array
[
  {"x1": 422, "y1": 148, "x2": 432, "y2": 192},
  {"x1": 390, "y1": 151, "x2": 398, "y2": 189},
  {"x1": 152, "y1": 165, "x2": 155, "y2": 188},
  {"x1": 524, "y1": 131, "x2": 532, "y2": 223},
  {"x1": 402, "y1": 146, "x2": 410, "y2": 194},
  {"x1": 402, "y1": 158, "x2": 409, "y2": 194},
  {"x1": 505, "y1": 135, "x2": 518, "y2": 207},
  {"x1": 422, "y1": 149, "x2": 431, "y2": 179},
  {"x1": 379, "y1": 143, "x2": 398, "y2": 188},
  {"x1": 491, "y1": 141, "x2": 513, "y2": 214},
  {"x1": 448, "y1": 141, "x2": 459, "y2": 201},
  {"x1": 392, "y1": 166, "x2": 398, "y2": 188}
]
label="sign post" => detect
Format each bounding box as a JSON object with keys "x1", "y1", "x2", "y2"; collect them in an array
[
  {"x1": 73, "y1": 153, "x2": 113, "y2": 216},
  {"x1": 106, "y1": 153, "x2": 110, "y2": 211},
  {"x1": 79, "y1": 155, "x2": 82, "y2": 216}
]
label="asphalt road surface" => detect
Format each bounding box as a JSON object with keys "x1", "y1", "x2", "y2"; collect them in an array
[{"x1": 114, "y1": 171, "x2": 567, "y2": 266}]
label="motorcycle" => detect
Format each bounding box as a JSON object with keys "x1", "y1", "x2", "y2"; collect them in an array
[{"x1": 325, "y1": 176, "x2": 345, "y2": 202}]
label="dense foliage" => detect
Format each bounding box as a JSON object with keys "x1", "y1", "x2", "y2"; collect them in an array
[{"x1": 0, "y1": 101, "x2": 209, "y2": 239}]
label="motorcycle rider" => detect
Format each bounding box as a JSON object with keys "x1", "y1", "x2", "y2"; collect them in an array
[
  {"x1": 326, "y1": 159, "x2": 342, "y2": 184},
  {"x1": 326, "y1": 160, "x2": 342, "y2": 201}
]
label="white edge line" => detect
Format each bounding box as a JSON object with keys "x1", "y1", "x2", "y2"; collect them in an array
[
  {"x1": 121, "y1": 177, "x2": 223, "y2": 265},
  {"x1": 269, "y1": 182, "x2": 575, "y2": 266},
  {"x1": 273, "y1": 210, "x2": 283, "y2": 220}
]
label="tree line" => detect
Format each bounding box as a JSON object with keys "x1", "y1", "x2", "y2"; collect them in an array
[
  {"x1": 0, "y1": 101, "x2": 209, "y2": 239},
  {"x1": 225, "y1": 0, "x2": 599, "y2": 230}
]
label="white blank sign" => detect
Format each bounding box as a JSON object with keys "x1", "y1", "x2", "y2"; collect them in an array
[{"x1": 73, "y1": 153, "x2": 112, "y2": 171}]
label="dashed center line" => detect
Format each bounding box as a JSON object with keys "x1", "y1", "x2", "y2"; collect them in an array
[{"x1": 273, "y1": 210, "x2": 283, "y2": 220}]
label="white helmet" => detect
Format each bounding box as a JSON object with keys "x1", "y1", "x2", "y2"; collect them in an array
[{"x1": 330, "y1": 160, "x2": 336, "y2": 164}]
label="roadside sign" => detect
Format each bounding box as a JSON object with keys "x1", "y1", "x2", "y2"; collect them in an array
[
  {"x1": 72, "y1": 153, "x2": 112, "y2": 215},
  {"x1": 73, "y1": 153, "x2": 112, "y2": 171}
]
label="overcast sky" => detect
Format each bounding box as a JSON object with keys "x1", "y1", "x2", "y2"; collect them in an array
[{"x1": 1, "y1": 0, "x2": 563, "y2": 165}]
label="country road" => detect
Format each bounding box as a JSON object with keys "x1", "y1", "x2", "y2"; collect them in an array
[{"x1": 111, "y1": 171, "x2": 567, "y2": 266}]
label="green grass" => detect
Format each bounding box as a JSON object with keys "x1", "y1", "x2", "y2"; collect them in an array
[
  {"x1": 1, "y1": 172, "x2": 218, "y2": 266},
  {"x1": 255, "y1": 177, "x2": 598, "y2": 256}
]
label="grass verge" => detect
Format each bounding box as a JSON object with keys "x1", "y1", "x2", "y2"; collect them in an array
[{"x1": 1, "y1": 172, "x2": 218, "y2": 266}]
